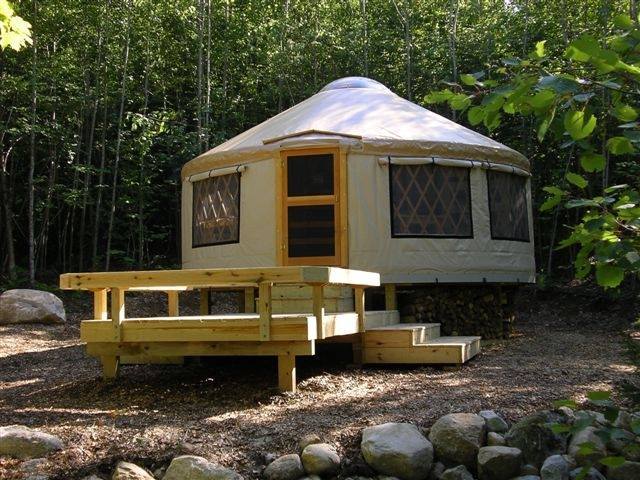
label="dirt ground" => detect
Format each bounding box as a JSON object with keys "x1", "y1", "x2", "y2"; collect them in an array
[{"x1": 0, "y1": 286, "x2": 638, "y2": 480}]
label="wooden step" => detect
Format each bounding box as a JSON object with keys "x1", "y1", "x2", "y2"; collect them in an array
[
  {"x1": 364, "y1": 323, "x2": 441, "y2": 348},
  {"x1": 363, "y1": 335, "x2": 481, "y2": 365}
]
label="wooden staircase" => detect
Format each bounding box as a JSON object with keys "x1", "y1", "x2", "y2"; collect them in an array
[{"x1": 362, "y1": 320, "x2": 481, "y2": 365}]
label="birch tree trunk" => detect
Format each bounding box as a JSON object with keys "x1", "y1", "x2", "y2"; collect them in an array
[{"x1": 448, "y1": 0, "x2": 459, "y2": 121}]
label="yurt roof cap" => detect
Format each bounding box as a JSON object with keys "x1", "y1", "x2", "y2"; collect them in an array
[{"x1": 182, "y1": 77, "x2": 529, "y2": 179}]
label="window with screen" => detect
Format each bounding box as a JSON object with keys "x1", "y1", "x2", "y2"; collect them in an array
[
  {"x1": 192, "y1": 173, "x2": 240, "y2": 247},
  {"x1": 487, "y1": 170, "x2": 530, "y2": 242},
  {"x1": 390, "y1": 163, "x2": 473, "y2": 237}
]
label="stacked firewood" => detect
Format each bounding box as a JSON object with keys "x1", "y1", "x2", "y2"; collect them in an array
[{"x1": 398, "y1": 286, "x2": 518, "y2": 339}]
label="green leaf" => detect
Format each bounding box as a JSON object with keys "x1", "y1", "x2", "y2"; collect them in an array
[
  {"x1": 612, "y1": 104, "x2": 638, "y2": 122},
  {"x1": 566, "y1": 199, "x2": 599, "y2": 208},
  {"x1": 566, "y1": 35, "x2": 601, "y2": 62},
  {"x1": 540, "y1": 195, "x2": 562, "y2": 212},
  {"x1": 543, "y1": 186, "x2": 565, "y2": 196},
  {"x1": 607, "y1": 137, "x2": 636, "y2": 155},
  {"x1": 467, "y1": 106, "x2": 485, "y2": 126},
  {"x1": 449, "y1": 94, "x2": 472, "y2": 111},
  {"x1": 550, "y1": 423, "x2": 572, "y2": 434},
  {"x1": 565, "y1": 172, "x2": 588, "y2": 189},
  {"x1": 424, "y1": 89, "x2": 454, "y2": 104},
  {"x1": 553, "y1": 399, "x2": 578, "y2": 409},
  {"x1": 460, "y1": 74, "x2": 477, "y2": 86},
  {"x1": 600, "y1": 456, "x2": 626, "y2": 468},
  {"x1": 529, "y1": 89, "x2": 556, "y2": 110},
  {"x1": 484, "y1": 110, "x2": 501, "y2": 130},
  {"x1": 587, "y1": 390, "x2": 611, "y2": 402},
  {"x1": 564, "y1": 110, "x2": 597, "y2": 140},
  {"x1": 613, "y1": 14, "x2": 634, "y2": 29},
  {"x1": 533, "y1": 40, "x2": 546, "y2": 59},
  {"x1": 538, "y1": 107, "x2": 556, "y2": 142},
  {"x1": 580, "y1": 153, "x2": 606, "y2": 172},
  {"x1": 595, "y1": 264, "x2": 624, "y2": 288}
]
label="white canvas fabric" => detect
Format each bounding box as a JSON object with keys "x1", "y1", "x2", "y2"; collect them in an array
[{"x1": 182, "y1": 77, "x2": 529, "y2": 179}]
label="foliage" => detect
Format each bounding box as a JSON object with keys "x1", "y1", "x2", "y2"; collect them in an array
[
  {"x1": 425, "y1": 12, "x2": 640, "y2": 289},
  {"x1": 0, "y1": 0, "x2": 31, "y2": 50},
  {"x1": 552, "y1": 391, "x2": 640, "y2": 478}
]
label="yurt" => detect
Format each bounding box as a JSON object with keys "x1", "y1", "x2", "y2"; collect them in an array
[{"x1": 181, "y1": 77, "x2": 535, "y2": 317}]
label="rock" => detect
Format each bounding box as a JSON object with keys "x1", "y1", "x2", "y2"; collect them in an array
[
  {"x1": 298, "y1": 434, "x2": 322, "y2": 453},
  {"x1": 0, "y1": 425, "x2": 64, "y2": 459},
  {"x1": 81, "y1": 476, "x2": 105, "y2": 480},
  {"x1": 487, "y1": 432, "x2": 506, "y2": 446},
  {"x1": 263, "y1": 454, "x2": 305, "y2": 480},
  {"x1": 505, "y1": 411, "x2": 567, "y2": 467},
  {"x1": 163, "y1": 455, "x2": 242, "y2": 480},
  {"x1": 263, "y1": 453, "x2": 277, "y2": 465},
  {"x1": 362, "y1": 422, "x2": 434, "y2": 480},
  {"x1": 511, "y1": 477, "x2": 540, "y2": 480},
  {"x1": 428, "y1": 462, "x2": 445, "y2": 480},
  {"x1": 479, "y1": 410, "x2": 509, "y2": 433},
  {"x1": 20, "y1": 458, "x2": 49, "y2": 474},
  {"x1": 614, "y1": 411, "x2": 632, "y2": 431},
  {"x1": 569, "y1": 467, "x2": 605, "y2": 480},
  {"x1": 607, "y1": 428, "x2": 640, "y2": 461},
  {"x1": 301, "y1": 443, "x2": 340, "y2": 476},
  {"x1": 0, "y1": 289, "x2": 65, "y2": 324},
  {"x1": 557, "y1": 408, "x2": 575, "y2": 424},
  {"x1": 299, "y1": 476, "x2": 321, "y2": 480},
  {"x1": 574, "y1": 411, "x2": 606, "y2": 427},
  {"x1": 112, "y1": 461, "x2": 155, "y2": 480},
  {"x1": 607, "y1": 461, "x2": 640, "y2": 480},
  {"x1": 429, "y1": 413, "x2": 485, "y2": 470},
  {"x1": 568, "y1": 427, "x2": 606, "y2": 466},
  {"x1": 540, "y1": 455, "x2": 572, "y2": 480},
  {"x1": 477, "y1": 446, "x2": 522, "y2": 480},
  {"x1": 440, "y1": 465, "x2": 473, "y2": 480},
  {"x1": 521, "y1": 464, "x2": 539, "y2": 476}
]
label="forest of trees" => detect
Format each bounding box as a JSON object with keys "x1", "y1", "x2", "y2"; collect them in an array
[{"x1": 0, "y1": 0, "x2": 635, "y2": 285}]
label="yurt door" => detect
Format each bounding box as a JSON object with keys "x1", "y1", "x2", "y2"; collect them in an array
[{"x1": 280, "y1": 148, "x2": 345, "y2": 266}]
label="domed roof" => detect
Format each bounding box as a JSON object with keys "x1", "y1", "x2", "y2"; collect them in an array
[
  {"x1": 319, "y1": 76, "x2": 391, "y2": 93},
  {"x1": 183, "y1": 77, "x2": 528, "y2": 178}
]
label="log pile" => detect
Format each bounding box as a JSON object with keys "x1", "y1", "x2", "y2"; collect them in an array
[{"x1": 398, "y1": 286, "x2": 518, "y2": 339}]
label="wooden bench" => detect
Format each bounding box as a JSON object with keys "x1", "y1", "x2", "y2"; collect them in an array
[{"x1": 59, "y1": 266, "x2": 380, "y2": 392}]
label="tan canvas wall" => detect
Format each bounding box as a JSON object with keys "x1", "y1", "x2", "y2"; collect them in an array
[
  {"x1": 181, "y1": 157, "x2": 277, "y2": 269},
  {"x1": 346, "y1": 154, "x2": 536, "y2": 284}
]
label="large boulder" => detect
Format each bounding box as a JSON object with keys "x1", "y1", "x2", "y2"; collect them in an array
[
  {"x1": 540, "y1": 454, "x2": 573, "y2": 480},
  {"x1": 479, "y1": 410, "x2": 509, "y2": 433},
  {"x1": 263, "y1": 454, "x2": 305, "y2": 480},
  {"x1": 487, "y1": 432, "x2": 505, "y2": 446},
  {"x1": 568, "y1": 427, "x2": 606, "y2": 466},
  {"x1": 429, "y1": 413, "x2": 486, "y2": 470},
  {"x1": 163, "y1": 455, "x2": 243, "y2": 480},
  {"x1": 361, "y1": 423, "x2": 434, "y2": 480},
  {"x1": 301, "y1": 443, "x2": 340, "y2": 476},
  {"x1": 298, "y1": 434, "x2": 322, "y2": 453},
  {"x1": 0, "y1": 289, "x2": 65, "y2": 324},
  {"x1": 440, "y1": 465, "x2": 473, "y2": 480},
  {"x1": 569, "y1": 467, "x2": 605, "y2": 480},
  {"x1": 477, "y1": 446, "x2": 522, "y2": 480},
  {"x1": 505, "y1": 411, "x2": 567, "y2": 467},
  {"x1": 0, "y1": 425, "x2": 64, "y2": 459},
  {"x1": 111, "y1": 461, "x2": 154, "y2": 480}
]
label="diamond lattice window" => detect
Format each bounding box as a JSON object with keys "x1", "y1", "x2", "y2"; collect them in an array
[
  {"x1": 487, "y1": 170, "x2": 530, "y2": 242},
  {"x1": 192, "y1": 173, "x2": 240, "y2": 247},
  {"x1": 390, "y1": 164, "x2": 472, "y2": 237}
]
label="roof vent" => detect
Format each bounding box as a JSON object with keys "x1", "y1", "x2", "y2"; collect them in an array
[{"x1": 320, "y1": 76, "x2": 391, "y2": 93}]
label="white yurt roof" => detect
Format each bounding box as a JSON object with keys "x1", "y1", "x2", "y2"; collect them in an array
[{"x1": 182, "y1": 77, "x2": 529, "y2": 178}]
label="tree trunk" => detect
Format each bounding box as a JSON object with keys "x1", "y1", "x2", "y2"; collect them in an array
[
  {"x1": 1, "y1": 145, "x2": 17, "y2": 280},
  {"x1": 28, "y1": 0, "x2": 38, "y2": 285},
  {"x1": 196, "y1": 0, "x2": 204, "y2": 153},
  {"x1": 105, "y1": 5, "x2": 131, "y2": 271},
  {"x1": 448, "y1": 0, "x2": 459, "y2": 121},
  {"x1": 360, "y1": 0, "x2": 369, "y2": 77}
]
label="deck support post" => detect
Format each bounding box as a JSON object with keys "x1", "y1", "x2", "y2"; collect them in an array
[
  {"x1": 258, "y1": 282, "x2": 272, "y2": 341},
  {"x1": 353, "y1": 287, "x2": 366, "y2": 365},
  {"x1": 93, "y1": 289, "x2": 108, "y2": 320},
  {"x1": 312, "y1": 285, "x2": 325, "y2": 339},
  {"x1": 101, "y1": 355, "x2": 120, "y2": 379},
  {"x1": 384, "y1": 284, "x2": 397, "y2": 311},
  {"x1": 167, "y1": 291, "x2": 179, "y2": 316},
  {"x1": 244, "y1": 287, "x2": 255, "y2": 313},
  {"x1": 277, "y1": 354, "x2": 296, "y2": 392}
]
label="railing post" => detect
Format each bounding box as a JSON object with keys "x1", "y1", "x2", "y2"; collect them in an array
[
  {"x1": 244, "y1": 287, "x2": 255, "y2": 313},
  {"x1": 93, "y1": 289, "x2": 108, "y2": 320},
  {"x1": 384, "y1": 284, "x2": 397, "y2": 311},
  {"x1": 258, "y1": 282, "x2": 272, "y2": 341},
  {"x1": 103, "y1": 287, "x2": 125, "y2": 380},
  {"x1": 199, "y1": 288, "x2": 209, "y2": 315},
  {"x1": 278, "y1": 354, "x2": 296, "y2": 392},
  {"x1": 167, "y1": 291, "x2": 179, "y2": 316},
  {"x1": 312, "y1": 285, "x2": 325, "y2": 339},
  {"x1": 355, "y1": 287, "x2": 365, "y2": 332}
]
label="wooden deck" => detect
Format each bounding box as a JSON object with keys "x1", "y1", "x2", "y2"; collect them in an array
[{"x1": 59, "y1": 266, "x2": 482, "y2": 392}]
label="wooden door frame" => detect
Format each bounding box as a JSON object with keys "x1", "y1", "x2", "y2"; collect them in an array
[{"x1": 276, "y1": 147, "x2": 348, "y2": 267}]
